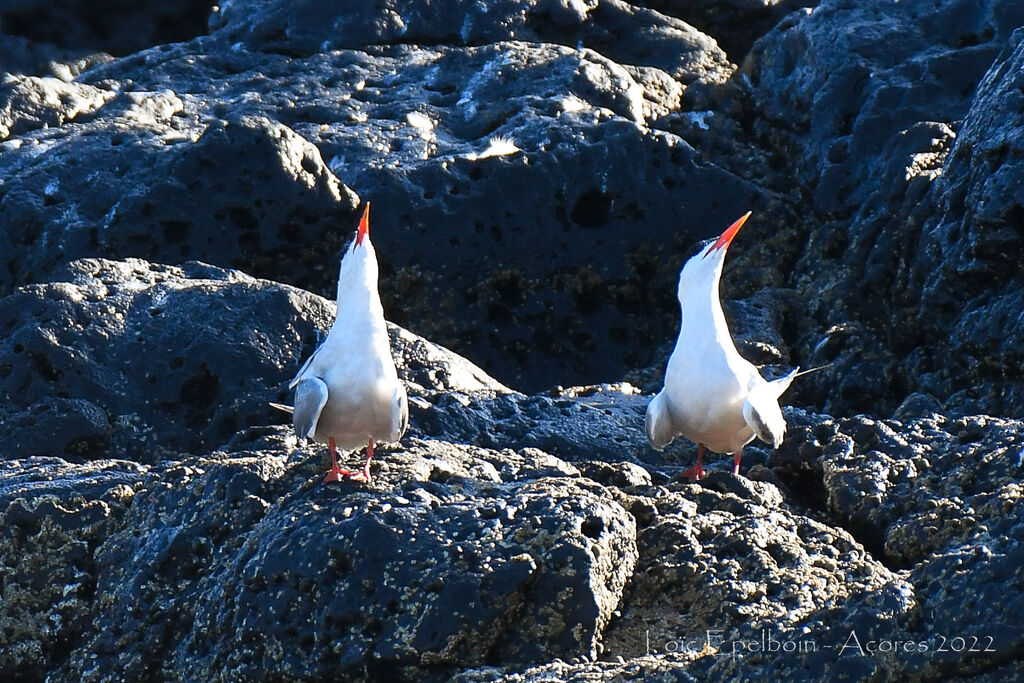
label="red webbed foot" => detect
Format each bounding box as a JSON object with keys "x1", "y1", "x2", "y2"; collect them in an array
[
  {"x1": 682, "y1": 443, "x2": 707, "y2": 481},
  {"x1": 681, "y1": 463, "x2": 706, "y2": 481}
]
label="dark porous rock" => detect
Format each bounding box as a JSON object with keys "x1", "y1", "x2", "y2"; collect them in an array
[
  {"x1": 0, "y1": 4, "x2": 775, "y2": 390},
  {"x1": 57, "y1": 452, "x2": 290, "y2": 682},
  {"x1": 721, "y1": 290, "x2": 794, "y2": 368},
  {"x1": 602, "y1": 477, "x2": 916, "y2": 679},
  {"x1": 775, "y1": 413, "x2": 1024, "y2": 571},
  {"x1": 0, "y1": 112, "x2": 359, "y2": 297},
  {"x1": 0, "y1": 458, "x2": 144, "y2": 680},
  {"x1": 767, "y1": 411, "x2": 1024, "y2": 678},
  {"x1": 389, "y1": 323, "x2": 511, "y2": 397},
  {"x1": 453, "y1": 656, "x2": 703, "y2": 682},
  {"x1": 4, "y1": 379, "x2": 1022, "y2": 679},
  {"x1": 2, "y1": 397, "x2": 112, "y2": 458},
  {"x1": 909, "y1": 29, "x2": 1024, "y2": 416},
  {"x1": 0, "y1": 258, "x2": 320, "y2": 462},
  {"x1": 0, "y1": 0, "x2": 214, "y2": 58},
  {"x1": 42, "y1": 441, "x2": 637, "y2": 681}
]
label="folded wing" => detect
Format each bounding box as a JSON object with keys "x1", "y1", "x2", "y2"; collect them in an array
[
  {"x1": 645, "y1": 390, "x2": 678, "y2": 451},
  {"x1": 393, "y1": 386, "x2": 409, "y2": 442},
  {"x1": 742, "y1": 368, "x2": 797, "y2": 449},
  {"x1": 293, "y1": 377, "x2": 329, "y2": 440}
]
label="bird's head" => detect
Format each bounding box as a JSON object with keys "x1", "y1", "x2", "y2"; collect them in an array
[
  {"x1": 352, "y1": 202, "x2": 370, "y2": 250},
  {"x1": 337, "y1": 202, "x2": 379, "y2": 302},
  {"x1": 677, "y1": 211, "x2": 751, "y2": 300}
]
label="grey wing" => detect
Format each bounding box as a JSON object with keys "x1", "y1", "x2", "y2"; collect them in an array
[
  {"x1": 293, "y1": 377, "x2": 329, "y2": 440},
  {"x1": 393, "y1": 386, "x2": 409, "y2": 441},
  {"x1": 645, "y1": 390, "x2": 677, "y2": 451},
  {"x1": 289, "y1": 345, "x2": 322, "y2": 390},
  {"x1": 742, "y1": 380, "x2": 787, "y2": 449}
]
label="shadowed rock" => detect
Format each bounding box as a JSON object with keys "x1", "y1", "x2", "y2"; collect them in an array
[
  {"x1": 0, "y1": 6, "x2": 771, "y2": 391},
  {"x1": 0, "y1": 0, "x2": 214, "y2": 58}
]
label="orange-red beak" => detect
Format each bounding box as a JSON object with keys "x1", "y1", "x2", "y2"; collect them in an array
[
  {"x1": 356, "y1": 202, "x2": 370, "y2": 245},
  {"x1": 704, "y1": 211, "x2": 751, "y2": 258}
]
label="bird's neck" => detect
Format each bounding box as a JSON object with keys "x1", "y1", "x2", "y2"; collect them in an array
[
  {"x1": 334, "y1": 285, "x2": 388, "y2": 338},
  {"x1": 678, "y1": 277, "x2": 732, "y2": 347},
  {"x1": 330, "y1": 248, "x2": 389, "y2": 343}
]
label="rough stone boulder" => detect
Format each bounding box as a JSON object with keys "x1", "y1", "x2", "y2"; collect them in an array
[
  {"x1": 909, "y1": 30, "x2": 1024, "y2": 415},
  {"x1": 0, "y1": 74, "x2": 114, "y2": 139},
  {"x1": 7, "y1": 401, "x2": 1020, "y2": 680},
  {"x1": 701, "y1": 0, "x2": 1024, "y2": 417},
  {"x1": 765, "y1": 409, "x2": 1024, "y2": 680},
  {"x1": 0, "y1": 458, "x2": 144, "y2": 680},
  {"x1": 0, "y1": 258, "x2": 327, "y2": 462},
  {"x1": 4, "y1": 440, "x2": 640, "y2": 680},
  {"x1": 0, "y1": 110, "x2": 360, "y2": 295},
  {"x1": 0, "y1": 0, "x2": 780, "y2": 391}
]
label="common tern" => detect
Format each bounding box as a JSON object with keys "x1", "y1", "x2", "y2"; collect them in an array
[
  {"x1": 645, "y1": 212, "x2": 796, "y2": 480},
  {"x1": 280, "y1": 203, "x2": 408, "y2": 482}
]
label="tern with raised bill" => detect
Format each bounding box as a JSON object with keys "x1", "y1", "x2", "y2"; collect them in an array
[
  {"x1": 645, "y1": 212, "x2": 797, "y2": 480},
  {"x1": 278, "y1": 203, "x2": 408, "y2": 483}
]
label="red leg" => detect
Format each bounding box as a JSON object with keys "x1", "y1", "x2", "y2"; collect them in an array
[
  {"x1": 323, "y1": 438, "x2": 374, "y2": 483},
  {"x1": 732, "y1": 447, "x2": 743, "y2": 476},
  {"x1": 682, "y1": 443, "x2": 706, "y2": 481},
  {"x1": 358, "y1": 440, "x2": 374, "y2": 482},
  {"x1": 324, "y1": 437, "x2": 347, "y2": 482}
]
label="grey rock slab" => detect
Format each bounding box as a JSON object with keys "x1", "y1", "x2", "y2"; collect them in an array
[
  {"x1": 209, "y1": 0, "x2": 733, "y2": 84},
  {"x1": 412, "y1": 383, "x2": 654, "y2": 466}
]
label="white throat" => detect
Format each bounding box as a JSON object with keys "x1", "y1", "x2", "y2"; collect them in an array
[
  {"x1": 325, "y1": 239, "x2": 390, "y2": 356},
  {"x1": 677, "y1": 258, "x2": 732, "y2": 350}
]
